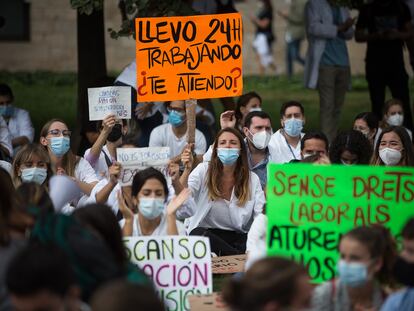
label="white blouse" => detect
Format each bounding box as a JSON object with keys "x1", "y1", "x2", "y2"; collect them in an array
[{"x1": 176, "y1": 162, "x2": 265, "y2": 234}]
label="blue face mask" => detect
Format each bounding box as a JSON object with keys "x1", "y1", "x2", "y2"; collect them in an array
[
  {"x1": 49, "y1": 137, "x2": 71, "y2": 157},
  {"x1": 168, "y1": 110, "x2": 186, "y2": 127},
  {"x1": 284, "y1": 118, "x2": 303, "y2": 137},
  {"x1": 21, "y1": 167, "x2": 48, "y2": 185},
  {"x1": 338, "y1": 260, "x2": 368, "y2": 287},
  {"x1": 138, "y1": 198, "x2": 165, "y2": 220},
  {"x1": 0, "y1": 105, "x2": 14, "y2": 118},
  {"x1": 217, "y1": 148, "x2": 240, "y2": 166}
]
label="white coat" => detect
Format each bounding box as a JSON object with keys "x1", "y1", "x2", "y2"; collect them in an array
[{"x1": 304, "y1": 0, "x2": 353, "y2": 89}]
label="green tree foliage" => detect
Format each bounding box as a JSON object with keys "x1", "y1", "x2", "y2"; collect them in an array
[{"x1": 70, "y1": 0, "x2": 196, "y2": 39}]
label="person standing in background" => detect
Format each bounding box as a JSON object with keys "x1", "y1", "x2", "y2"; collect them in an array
[
  {"x1": 305, "y1": 0, "x2": 354, "y2": 143},
  {"x1": 278, "y1": 0, "x2": 307, "y2": 79},
  {"x1": 251, "y1": 0, "x2": 277, "y2": 75},
  {"x1": 355, "y1": 0, "x2": 413, "y2": 132}
]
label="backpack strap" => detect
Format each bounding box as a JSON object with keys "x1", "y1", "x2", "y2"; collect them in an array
[{"x1": 101, "y1": 149, "x2": 113, "y2": 168}]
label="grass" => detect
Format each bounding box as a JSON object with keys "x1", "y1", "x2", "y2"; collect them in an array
[{"x1": 0, "y1": 71, "x2": 403, "y2": 141}]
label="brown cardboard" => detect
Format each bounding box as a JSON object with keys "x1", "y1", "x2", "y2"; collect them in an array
[{"x1": 211, "y1": 254, "x2": 246, "y2": 274}]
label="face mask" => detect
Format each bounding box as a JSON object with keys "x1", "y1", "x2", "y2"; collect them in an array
[
  {"x1": 249, "y1": 107, "x2": 262, "y2": 113},
  {"x1": 338, "y1": 260, "x2": 368, "y2": 287},
  {"x1": 248, "y1": 129, "x2": 271, "y2": 150},
  {"x1": 379, "y1": 147, "x2": 402, "y2": 166},
  {"x1": 217, "y1": 148, "x2": 240, "y2": 165},
  {"x1": 138, "y1": 198, "x2": 164, "y2": 220},
  {"x1": 168, "y1": 110, "x2": 186, "y2": 127},
  {"x1": 359, "y1": 129, "x2": 372, "y2": 139},
  {"x1": 284, "y1": 118, "x2": 303, "y2": 137},
  {"x1": 387, "y1": 114, "x2": 404, "y2": 126},
  {"x1": 107, "y1": 124, "x2": 123, "y2": 142},
  {"x1": 393, "y1": 256, "x2": 414, "y2": 287},
  {"x1": 49, "y1": 137, "x2": 71, "y2": 157},
  {"x1": 0, "y1": 105, "x2": 14, "y2": 117},
  {"x1": 340, "y1": 159, "x2": 356, "y2": 165},
  {"x1": 21, "y1": 167, "x2": 48, "y2": 185}
]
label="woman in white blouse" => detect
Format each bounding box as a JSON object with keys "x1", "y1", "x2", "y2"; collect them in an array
[
  {"x1": 118, "y1": 167, "x2": 189, "y2": 236},
  {"x1": 40, "y1": 119, "x2": 112, "y2": 213},
  {"x1": 178, "y1": 127, "x2": 265, "y2": 256}
]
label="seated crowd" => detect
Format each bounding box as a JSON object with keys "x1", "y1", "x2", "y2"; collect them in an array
[{"x1": 0, "y1": 82, "x2": 414, "y2": 311}]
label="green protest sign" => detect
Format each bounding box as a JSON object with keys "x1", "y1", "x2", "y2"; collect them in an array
[{"x1": 266, "y1": 163, "x2": 414, "y2": 283}]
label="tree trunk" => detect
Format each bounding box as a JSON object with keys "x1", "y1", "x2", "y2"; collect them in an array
[{"x1": 74, "y1": 8, "x2": 107, "y2": 154}]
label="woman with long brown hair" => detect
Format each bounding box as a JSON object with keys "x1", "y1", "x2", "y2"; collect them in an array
[
  {"x1": 371, "y1": 126, "x2": 414, "y2": 167},
  {"x1": 177, "y1": 127, "x2": 265, "y2": 256},
  {"x1": 39, "y1": 119, "x2": 105, "y2": 213}
]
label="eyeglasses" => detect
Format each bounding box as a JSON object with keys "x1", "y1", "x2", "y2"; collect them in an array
[
  {"x1": 48, "y1": 129, "x2": 72, "y2": 137},
  {"x1": 167, "y1": 107, "x2": 185, "y2": 114}
]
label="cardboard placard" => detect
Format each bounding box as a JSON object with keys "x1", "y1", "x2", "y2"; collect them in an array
[
  {"x1": 88, "y1": 86, "x2": 131, "y2": 121},
  {"x1": 116, "y1": 147, "x2": 170, "y2": 186},
  {"x1": 188, "y1": 293, "x2": 229, "y2": 311},
  {"x1": 267, "y1": 163, "x2": 414, "y2": 283},
  {"x1": 211, "y1": 254, "x2": 246, "y2": 274},
  {"x1": 125, "y1": 236, "x2": 212, "y2": 311},
  {"x1": 135, "y1": 13, "x2": 243, "y2": 101}
]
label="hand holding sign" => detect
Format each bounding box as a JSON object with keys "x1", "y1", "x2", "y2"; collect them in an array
[
  {"x1": 166, "y1": 188, "x2": 191, "y2": 216},
  {"x1": 109, "y1": 162, "x2": 122, "y2": 184},
  {"x1": 101, "y1": 113, "x2": 117, "y2": 134},
  {"x1": 181, "y1": 144, "x2": 194, "y2": 170},
  {"x1": 117, "y1": 190, "x2": 134, "y2": 221}
]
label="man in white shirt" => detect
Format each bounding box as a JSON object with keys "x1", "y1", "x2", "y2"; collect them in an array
[
  {"x1": 149, "y1": 100, "x2": 207, "y2": 163},
  {"x1": 269, "y1": 101, "x2": 306, "y2": 163},
  {"x1": 0, "y1": 84, "x2": 34, "y2": 152}
]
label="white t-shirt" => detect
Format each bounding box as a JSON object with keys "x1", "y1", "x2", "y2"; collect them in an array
[
  {"x1": 0, "y1": 116, "x2": 12, "y2": 157},
  {"x1": 119, "y1": 213, "x2": 186, "y2": 236},
  {"x1": 6, "y1": 107, "x2": 34, "y2": 142},
  {"x1": 245, "y1": 213, "x2": 267, "y2": 271},
  {"x1": 83, "y1": 145, "x2": 113, "y2": 181},
  {"x1": 60, "y1": 157, "x2": 99, "y2": 214},
  {"x1": 268, "y1": 129, "x2": 304, "y2": 163},
  {"x1": 149, "y1": 123, "x2": 207, "y2": 158}
]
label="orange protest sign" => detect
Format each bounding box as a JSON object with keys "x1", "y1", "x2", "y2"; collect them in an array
[{"x1": 135, "y1": 13, "x2": 243, "y2": 102}]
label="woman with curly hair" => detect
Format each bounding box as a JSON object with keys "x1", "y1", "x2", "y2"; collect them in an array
[{"x1": 329, "y1": 130, "x2": 373, "y2": 165}]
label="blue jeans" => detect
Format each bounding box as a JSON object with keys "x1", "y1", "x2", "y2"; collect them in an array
[{"x1": 286, "y1": 39, "x2": 305, "y2": 78}]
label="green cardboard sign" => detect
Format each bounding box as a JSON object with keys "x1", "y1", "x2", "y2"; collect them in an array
[{"x1": 266, "y1": 163, "x2": 414, "y2": 283}]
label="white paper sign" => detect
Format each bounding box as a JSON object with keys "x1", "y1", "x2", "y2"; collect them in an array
[
  {"x1": 88, "y1": 86, "x2": 131, "y2": 121},
  {"x1": 124, "y1": 236, "x2": 212, "y2": 311},
  {"x1": 116, "y1": 147, "x2": 170, "y2": 186},
  {"x1": 49, "y1": 175, "x2": 81, "y2": 212}
]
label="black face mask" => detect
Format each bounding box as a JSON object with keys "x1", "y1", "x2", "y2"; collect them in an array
[
  {"x1": 107, "y1": 124, "x2": 123, "y2": 142},
  {"x1": 393, "y1": 256, "x2": 414, "y2": 287}
]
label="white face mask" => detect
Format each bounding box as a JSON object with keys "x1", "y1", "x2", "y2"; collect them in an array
[
  {"x1": 387, "y1": 114, "x2": 404, "y2": 126},
  {"x1": 249, "y1": 107, "x2": 262, "y2": 113},
  {"x1": 379, "y1": 147, "x2": 402, "y2": 165},
  {"x1": 248, "y1": 129, "x2": 271, "y2": 149}
]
